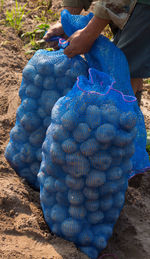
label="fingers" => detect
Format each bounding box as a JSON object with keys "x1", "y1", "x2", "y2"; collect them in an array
[
  {"x1": 43, "y1": 22, "x2": 64, "y2": 42},
  {"x1": 64, "y1": 45, "x2": 75, "y2": 58}
]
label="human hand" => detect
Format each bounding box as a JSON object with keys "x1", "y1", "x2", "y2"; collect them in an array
[
  {"x1": 64, "y1": 16, "x2": 109, "y2": 58},
  {"x1": 64, "y1": 28, "x2": 96, "y2": 58},
  {"x1": 43, "y1": 21, "x2": 67, "y2": 49},
  {"x1": 43, "y1": 7, "x2": 82, "y2": 49}
]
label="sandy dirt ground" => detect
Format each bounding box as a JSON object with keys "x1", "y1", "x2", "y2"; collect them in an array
[{"x1": 0, "y1": 1, "x2": 150, "y2": 259}]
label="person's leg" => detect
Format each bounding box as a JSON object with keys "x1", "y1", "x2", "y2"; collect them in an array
[
  {"x1": 131, "y1": 78, "x2": 143, "y2": 105},
  {"x1": 113, "y1": 3, "x2": 150, "y2": 102},
  {"x1": 131, "y1": 78, "x2": 143, "y2": 94}
]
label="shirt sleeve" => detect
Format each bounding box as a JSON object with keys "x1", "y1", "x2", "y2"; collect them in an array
[
  {"x1": 63, "y1": 0, "x2": 93, "y2": 11},
  {"x1": 94, "y1": 0, "x2": 137, "y2": 29}
]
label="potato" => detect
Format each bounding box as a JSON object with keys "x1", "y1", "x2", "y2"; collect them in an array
[
  {"x1": 5, "y1": 143, "x2": 16, "y2": 161},
  {"x1": 26, "y1": 84, "x2": 42, "y2": 98},
  {"x1": 40, "y1": 188, "x2": 55, "y2": 207},
  {"x1": 12, "y1": 153, "x2": 26, "y2": 169},
  {"x1": 39, "y1": 90, "x2": 60, "y2": 114},
  {"x1": 95, "y1": 123, "x2": 116, "y2": 144},
  {"x1": 43, "y1": 76, "x2": 55, "y2": 90},
  {"x1": 88, "y1": 210, "x2": 104, "y2": 224},
  {"x1": 66, "y1": 152, "x2": 90, "y2": 176},
  {"x1": 10, "y1": 125, "x2": 28, "y2": 143},
  {"x1": 20, "y1": 143, "x2": 35, "y2": 163},
  {"x1": 19, "y1": 82, "x2": 27, "y2": 99},
  {"x1": 99, "y1": 182, "x2": 118, "y2": 196},
  {"x1": 22, "y1": 64, "x2": 37, "y2": 82},
  {"x1": 121, "y1": 159, "x2": 133, "y2": 173},
  {"x1": 99, "y1": 194, "x2": 113, "y2": 211},
  {"x1": 65, "y1": 175, "x2": 84, "y2": 190},
  {"x1": 78, "y1": 229, "x2": 93, "y2": 245},
  {"x1": 90, "y1": 151, "x2": 112, "y2": 171},
  {"x1": 86, "y1": 105, "x2": 101, "y2": 129},
  {"x1": 62, "y1": 138, "x2": 77, "y2": 154},
  {"x1": 50, "y1": 142, "x2": 66, "y2": 165},
  {"x1": 73, "y1": 60, "x2": 88, "y2": 76},
  {"x1": 20, "y1": 112, "x2": 41, "y2": 132},
  {"x1": 49, "y1": 124, "x2": 69, "y2": 142},
  {"x1": 36, "y1": 148, "x2": 42, "y2": 162},
  {"x1": 22, "y1": 98, "x2": 37, "y2": 111},
  {"x1": 105, "y1": 208, "x2": 120, "y2": 223},
  {"x1": 51, "y1": 96, "x2": 68, "y2": 124},
  {"x1": 61, "y1": 110, "x2": 78, "y2": 131},
  {"x1": 93, "y1": 235, "x2": 107, "y2": 250},
  {"x1": 106, "y1": 167, "x2": 123, "y2": 180},
  {"x1": 69, "y1": 206, "x2": 86, "y2": 219},
  {"x1": 113, "y1": 192, "x2": 125, "y2": 208},
  {"x1": 50, "y1": 204, "x2": 67, "y2": 222},
  {"x1": 56, "y1": 76, "x2": 71, "y2": 91},
  {"x1": 43, "y1": 116, "x2": 51, "y2": 128},
  {"x1": 114, "y1": 130, "x2": 133, "y2": 147},
  {"x1": 30, "y1": 162, "x2": 41, "y2": 175},
  {"x1": 85, "y1": 200, "x2": 100, "y2": 212},
  {"x1": 73, "y1": 123, "x2": 91, "y2": 143},
  {"x1": 120, "y1": 111, "x2": 137, "y2": 131},
  {"x1": 123, "y1": 143, "x2": 135, "y2": 158},
  {"x1": 109, "y1": 146, "x2": 125, "y2": 159},
  {"x1": 68, "y1": 189, "x2": 84, "y2": 206},
  {"x1": 51, "y1": 223, "x2": 61, "y2": 235},
  {"x1": 55, "y1": 179, "x2": 67, "y2": 192},
  {"x1": 56, "y1": 191, "x2": 69, "y2": 206},
  {"x1": 29, "y1": 127, "x2": 45, "y2": 147},
  {"x1": 37, "y1": 58, "x2": 54, "y2": 75},
  {"x1": 34, "y1": 74, "x2": 43, "y2": 87},
  {"x1": 37, "y1": 107, "x2": 47, "y2": 119},
  {"x1": 61, "y1": 218, "x2": 81, "y2": 237},
  {"x1": 93, "y1": 224, "x2": 113, "y2": 237},
  {"x1": 44, "y1": 176, "x2": 56, "y2": 192},
  {"x1": 85, "y1": 170, "x2": 106, "y2": 187},
  {"x1": 83, "y1": 187, "x2": 99, "y2": 200},
  {"x1": 80, "y1": 138, "x2": 99, "y2": 156},
  {"x1": 54, "y1": 59, "x2": 70, "y2": 77},
  {"x1": 101, "y1": 104, "x2": 120, "y2": 125}
]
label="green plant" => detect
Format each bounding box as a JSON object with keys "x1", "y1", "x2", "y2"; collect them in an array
[
  {"x1": 0, "y1": 0, "x2": 4, "y2": 12},
  {"x1": 21, "y1": 23, "x2": 53, "y2": 54},
  {"x1": 146, "y1": 145, "x2": 150, "y2": 160},
  {"x1": 5, "y1": 0, "x2": 29, "y2": 31}
]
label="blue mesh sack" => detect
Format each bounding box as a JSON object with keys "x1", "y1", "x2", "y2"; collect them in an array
[
  {"x1": 5, "y1": 40, "x2": 88, "y2": 189},
  {"x1": 38, "y1": 68, "x2": 138, "y2": 259},
  {"x1": 61, "y1": 9, "x2": 150, "y2": 178}
]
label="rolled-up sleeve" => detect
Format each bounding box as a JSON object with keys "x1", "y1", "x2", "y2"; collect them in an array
[
  {"x1": 94, "y1": 0, "x2": 137, "y2": 29},
  {"x1": 63, "y1": 0, "x2": 93, "y2": 11}
]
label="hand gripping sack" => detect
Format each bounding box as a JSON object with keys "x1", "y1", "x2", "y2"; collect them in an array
[
  {"x1": 38, "y1": 68, "x2": 138, "y2": 259},
  {"x1": 61, "y1": 9, "x2": 150, "y2": 178},
  {"x1": 5, "y1": 40, "x2": 88, "y2": 189}
]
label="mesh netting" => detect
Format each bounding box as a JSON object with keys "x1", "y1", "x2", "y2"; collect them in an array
[
  {"x1": 61, "y1": 9, "x2": 150, "y2": 177},
  {"x1": 38, "y1": 68, "x2": 138, "y2": 259},
  {"x1": 5, "y1": 46, "x2": 88, "y2": 189}
]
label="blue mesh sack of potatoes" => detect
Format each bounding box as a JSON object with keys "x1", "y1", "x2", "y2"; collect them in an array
[
  {"x1": 38, "y1": 68, "x2": 138, "y2": 259},
  {"x1": 5, "y1": 39, "x2": 88, "y2": 189},
  {"x1": 61, "y1": 9, "x2": 150, "y2": 178}
]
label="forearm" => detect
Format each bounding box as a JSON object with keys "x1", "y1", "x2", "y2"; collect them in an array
[
  {"x1": 64, "y1": 6, "x2": 83, "y2": 14},
  {"x1": 83, "y1": 16, "x2": 110, "y2": 40},
  {"x1": 63, "y1": 0, "x2": 93, "y2": 11},
  {"x1": 64, "y1": 16, "x2": 110, "y2": 57}
]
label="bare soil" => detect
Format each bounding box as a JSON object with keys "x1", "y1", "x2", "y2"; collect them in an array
[{"x1": 0, "y1": 1, "x2": 150, "y2": 259}]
